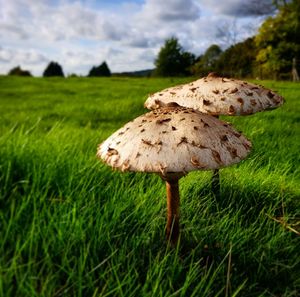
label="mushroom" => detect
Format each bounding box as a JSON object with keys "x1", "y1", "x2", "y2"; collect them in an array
[
  {"x1": 144, "y1": 73, "x2": 284, "y2": 198},
  {"x1": 144, "y1": 72, "x2": 284, "y2": 116},
  {"x1": 97, "y1": 106, "x2": 252, "y2": 244}
]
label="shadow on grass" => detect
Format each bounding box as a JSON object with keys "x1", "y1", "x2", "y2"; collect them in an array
[{"x1": 186, "y1": 180, "x2": 298, "y2": 221}]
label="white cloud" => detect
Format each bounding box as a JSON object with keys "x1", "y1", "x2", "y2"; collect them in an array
[
  {"x1": 0, "y1": 47, "x2": 12, "y2": 63},
  {"x1": 0, "y1": 0, "x2": 269, "y2": 76},
  {"x1": 0, "y1": 47, "x2": 49, "y2": 74},
  {"x1": 200, "y1": 0, "x2": 275, "y2": 17},
  {"x1": 140, "y1": 0, "x2": 201, "y2": 22}
]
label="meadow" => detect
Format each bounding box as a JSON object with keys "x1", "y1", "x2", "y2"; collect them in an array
[{"x1": 0, "y1": 75, "x2": 299, "y2": 297}]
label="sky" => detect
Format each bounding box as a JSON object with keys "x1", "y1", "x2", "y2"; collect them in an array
[{"x1": 0, "y1": 0, "x2": 275, "y2": 76}]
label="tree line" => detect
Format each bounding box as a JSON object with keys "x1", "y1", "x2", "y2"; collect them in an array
[
  {"x1": 155, "y1": 0, "x2": 300, "y2": 80},
  {"x1": 8, "y1": 61, "x2": 112, "y2": 78}
]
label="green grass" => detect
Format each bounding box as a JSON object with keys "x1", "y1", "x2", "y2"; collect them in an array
[{"x1": 0, "y1": 76, "x2": 299, "y2": 297}]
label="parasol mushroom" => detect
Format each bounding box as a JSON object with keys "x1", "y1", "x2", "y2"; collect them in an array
[
  {"x1": 97, "y1": 106, "x2": 252, "y2": 245},
  {"x1": 144, "y1": 72, "x2": 284, "y2": 115},
  {"x1": 144, "y1": 73, "x2": 284, "y2": 197}
]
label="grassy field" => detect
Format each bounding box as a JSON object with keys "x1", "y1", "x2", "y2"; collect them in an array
[{"x1": 0, "y1": 76, "x2": 299, "y2": 297}]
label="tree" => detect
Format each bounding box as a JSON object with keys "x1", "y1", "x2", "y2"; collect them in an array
[
  {"x1": 191, "y1": 44, "x2": 222, "y2": 76},
  {"x1": 255, "y1": 0, "x2": 300, "y2": 79},
  {"x1": 216, "y1": 38, "x2": 257, "y2": 78},
  {"x1": 88, "y1": 62, "x2": 111, "y2": 77},
  {"x1": 8, "y1": 66, "x2": 32, "y2": 77},
  {"x1": 154, "y1": 37, "x2": 195, "y2": 77},
  {"x1": 43, "y1": 61, "x2": 64, "y2": 77}
]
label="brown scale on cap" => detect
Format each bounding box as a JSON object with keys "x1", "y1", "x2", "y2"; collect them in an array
[
  {"x1": 177, "y1": 137, "x2": 188, "y2": 146},
  {"x1": 230, "y1": 88, "x2": 238, "y2": 94},
  {"x1": 142, "y1": 139, "x2": 153, "y2": 146},
  {"x1": 144, "y1": 73, "x2": 284, "y2": 116},
  {"x1": 191, "y1": 156, "x2": 206, "y2": 168},
  {"x1": 201, "y1": 119, "x2": 210, "y2": 128},
  {"x1": 237, "y1": 98, "x2": 244, "y2": 105},
  {"x1": 221, "y1": 135, "x2": 228, "y2": 142},
  {"x1": 243, "y1": 142, "x2": 252, "y2": 150},
  {"x1": 233, "y1": 131, "x2": 241, "y2": 138},
  {"x1": 203, "y1": 99, "x2": 211, "y2": 106},
  {"x1": 98, "y1": 106, "x2": 252, "y2": 173},
  {"x1": 226, "y1": 146, "x2": 239, "y2": 159},
  {"x1": 121, "y1": 160, "x2": 130, "y2": 172},
  {"x1": 212, "y1": 150, "x2": 223, "y2": 165},
  {"x1": 107, "y1": 148, "x2": 119, "y2": 157},
  {"x1": 229, "y1": 105, "x2": 235, "y2": 114},
  {"x1": 156, "y1": 118, "x2": 171, "y2": 125},
  {"x1": 267, "y1": 91, "x2": 275, "y2": 99}
]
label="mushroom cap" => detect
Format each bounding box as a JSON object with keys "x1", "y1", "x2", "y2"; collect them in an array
[
  {"x1": 97, "y1": 107, "x2": 252, "y2": 176},
  {"x1": 144, "y1": 73, "x2": 284, "y2": 116}
]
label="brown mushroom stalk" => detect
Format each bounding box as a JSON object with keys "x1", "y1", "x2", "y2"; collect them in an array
[
  {"x1": 165, "y1": 177, "x2": 180, "y2": 244},
  {"x1": 212, "y1": 169, "x2": 220, "y2": 199}
]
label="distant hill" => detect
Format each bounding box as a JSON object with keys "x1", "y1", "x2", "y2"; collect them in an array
[{"x1": 113, "y1": 69, "x2": 153, "y2": 77}]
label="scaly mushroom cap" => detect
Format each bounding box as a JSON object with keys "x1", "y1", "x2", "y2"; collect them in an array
[
  {"x1": 97, "y1": 107, "x2": 252, "y2": 176},
  {"x1": 144, "y1": 73, "x2": 284, "y2": 116}
]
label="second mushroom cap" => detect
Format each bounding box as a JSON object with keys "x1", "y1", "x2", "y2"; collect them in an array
[{"x1": 144, "y1": 73, "x2": 284, "y2": 116}]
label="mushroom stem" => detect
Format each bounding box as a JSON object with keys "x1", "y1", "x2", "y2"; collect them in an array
[
  {"x1": 212, "y1": 114, "x2": 221, "y2": 199},
  {"x1": 212, "y1": 169, "x2": 220, "y2": 199},
  {"x1": 165, "y1": 178, "x2": 180, "y2": 245}
]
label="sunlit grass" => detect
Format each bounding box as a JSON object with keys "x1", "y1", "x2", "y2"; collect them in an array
[{"x1": 0, "y1": 76, "x2": 299, "y2": 296}]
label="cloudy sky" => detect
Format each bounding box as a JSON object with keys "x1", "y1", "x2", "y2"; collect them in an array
[{"x1": 0, "y1": 0, "x2": 274, "y2": 76}]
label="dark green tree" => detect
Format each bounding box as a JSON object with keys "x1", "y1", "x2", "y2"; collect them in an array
[
  {"x1": 192, "y1": 44, "x2": 222, "y2": 76},
  {"x1": 255, "y1": 0, "x2": 300, "y2": 79},
  {"x1": 43, "y1": 61, "x2": 64, "y2": 77},
  {"x1": 216, "y1": 38, "x2": 257, "y2": 78},
  {"x1": 88, "y1": 62, "x2": 111, "y2": 77},
  {"x1": 154, "y1": 37, "x2": 195, "y2": 76},
  {"x1": 8, "y1": 66, "x2": 32, "y2": 77}
]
